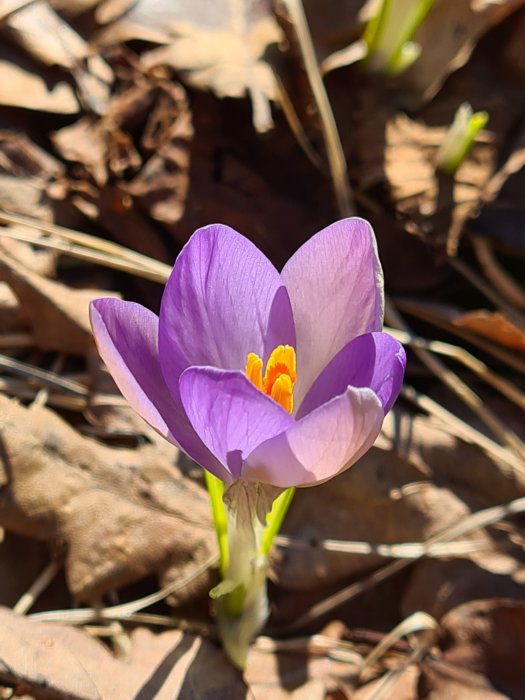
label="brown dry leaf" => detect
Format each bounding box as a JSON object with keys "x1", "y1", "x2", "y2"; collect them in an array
[
  {"x1": 102, "y1": 0, "x2": 282, "y2": 132},
  {"x1": 0, "y1": 394, "x2": 215, "y2": 602},
  {"x1": 246, "y1": 643, "x2": 353, "y2": 699},
  {"x1": 453, "y1": 310, "x2": 525, "y2": 354},
  {"x1": 400, "y1": 0, "x2": 525, "y2": 105},
  {"x1": 275, "y1": 445, "x2": 472, "y2": 591},
  {"x1": 384, "y1": 113, "x2": 496, "y2": 253},
  {"x1": 0, "y1": 281, "x2": 23, "y2": 332},
  {"x1": 0, "y1": 42, "x2": 78, "y2": 113},
  {"x1": 53, "y1": 75, "x2": 192, "y2": 240},
  {"x1": 402, "y1": 555, "x2": 525, "y2": 621},
  {"x1": 274, "y1": 407, "x2": 525, "y2": 592},
  {"x1": 0, "y1": 608, "x2": 247, "y2": 699},
  {"x1": 398, "y1": 299, "x2": 525, "y2": 357},
  {"x1": 3, "y1": 0, "x2": 113, "y2": 113},
  {"x1": 0, "y1": 130, "x2": 65, "y2": 220},
  {"x1": 50, "y1": 0, "x2": 105, "y2": 14},
  {"x1": 419, "y1": 599, "x2": 525, "y2": 698},
  {"x1": 0, "y1": 246, "x2": 113, "y2": 356}
]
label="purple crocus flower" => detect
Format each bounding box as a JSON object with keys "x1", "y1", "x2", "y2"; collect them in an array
[{"x1": 90, "y1": 218, "x2": 405, "y2": 489}]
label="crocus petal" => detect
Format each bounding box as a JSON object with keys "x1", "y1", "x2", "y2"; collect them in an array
[
  {"x1": 244, "y1": 387, "x2": 384, "y2": 487},
  {"x1": 179, "y1": 367, "x2": 294, "y2": 480},
  {"x1": 297, "y1": 332, "x2": 406, "y2": 418},
  {"x1": 159, "y1": 224, "x2": 295, "y2": 403},
  {"x1": 281, "y1": 218, "x2": 384, "y2": 407},
  {"x1": 89, "y1": 299, "x2": 229, "y2": 482}
]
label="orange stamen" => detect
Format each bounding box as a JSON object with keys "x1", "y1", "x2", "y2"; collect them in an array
[
  {"x1": 245, "y1": 352, "x2": 263, "y2": 391},
  {"x1": 245, "y1": 344, "x2": 296, "y2": 413}
]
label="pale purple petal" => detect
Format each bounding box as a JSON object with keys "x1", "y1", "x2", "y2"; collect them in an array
[
  {"x1": 159, "y1": 224, "x2": 295, "y2": 403},
  {"x1": 179, "y1": 367, "x2": 294, "y2": 480},
  {"x1": 297, "y1": 332, "x2": 406, "y2": 418},
  {"x1": 281, "y1": 218, "x2": 384, "y2": 407},
  {"x1": 89, "y1": 299, "x2": 229, "y2": 482},
  {"x1": 244, "y1": 387, "x2": 384, "y2": 487}
]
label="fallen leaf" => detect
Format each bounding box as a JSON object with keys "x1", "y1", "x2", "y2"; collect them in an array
[
  {"x1": 102, "y1": 0, "x2": 283, "y2": 132},
  {"x1": 0, "y1": 42, "x2": 78, "y2": 113},
  {"x1": 0, "y1": 129, "x2": 66, "y2": 222},
  {"x1": 402, "y1": 556, "x2": 525, "y2": 620},
  {"x1": 453, "y1": 310, "x2": 525, "y2": 354},
  {"x1": 420, "y1": 599, "x2": 525, "y2": 698},
  {"x1": 274, "y1": 406, "x2": 525, "y2": 593},
  {"x1": 0, "y1": 607, "x2": 247, "y2": 699},
  {"x1": 0, "y1": 394, "x2": 215, "y2": 602},
  {"x1": 53, "y1": 74, "x2": 191, "y2": 254},
  {"x1": 0, "y1": 246, "x2": 113, "y2": 356}
]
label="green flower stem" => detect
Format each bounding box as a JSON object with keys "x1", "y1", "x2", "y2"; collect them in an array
[
  {"x1": 204, "y1": 470, "x2": 228, "y2": 577},
  {"x1": 260, "y1": 487, "x2": 295, "y2": 556},
  {"x1": 204, "y1": 474, "x2": 296, "y2": 668}
]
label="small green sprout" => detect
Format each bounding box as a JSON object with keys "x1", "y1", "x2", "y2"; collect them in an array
[
  {"x1": 436, "y1": 103, "x2": 489, "y2": 175},
  {"x1": 364, "y1": 0, "x2": 435, "y2": 75}
]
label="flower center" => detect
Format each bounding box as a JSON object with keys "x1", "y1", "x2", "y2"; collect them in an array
[{"x1": 245, "y1": 345, "x2": 296, "y2": 413}]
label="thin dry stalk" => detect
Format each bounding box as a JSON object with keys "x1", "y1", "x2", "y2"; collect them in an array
[
  {"x1": 13, "y1": 559, "x2": 62, "y2": 615},
  {"x1": 471, "y1": 234, "x2": 525, "y2": 310},
  {"x1": 385, "y1": 299, "x2": 525, "y2": 462},
  {"x1": 387, "y1": 327, "x2": 525, "y2": 411},
  {"x1": 277, "y1": 0, "x2": 354, "y2": 216},
  {"x1": 280, "y1": 494, "x2": 525, "y2": 633},
  {"x1": 29, "y1": 552, "x2": 218, "y2": 625}
]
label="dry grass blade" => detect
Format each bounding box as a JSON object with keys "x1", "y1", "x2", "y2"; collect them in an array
[
  {"x1": 13, "y1": 559, "x2": 63, "y2": 615},
  {"x1": 274, "y1": 74, "x2": 325, "y2": 171},
  {"x1": 386, "y1": 299, "x2": 525, "y2": 462},
  {"x1": 0, "y1": 333, "x2": 33, "y2": 349},
  {"x1": 0, "y1": 377, "x2": 86, "y2": 410},
  {"x1": 0, "y1": 211, "x2": 171, "y2": 283},
  {"x1": 277, "y1": 0, "x2": 354, "y2": 217},
  {"x1": 401, "y1": 386, "x2": 525, "y2": 476},
  {"x1": 31, "y1": 353, "x2": 65, "y2": 407},
  {"x1": 449, "y1": 255, "x2": 525, "y2": 332},
  {"x1": 387, "y1": 327, "x2": 525, "y2": 411},
  {"x1": 471, "y1": 234, "x2": 525, "y2": 311},
  {"x1": 29, "y1": 552, "x2": 218, "y2": 626},
  {"x1": 359, "y1": 611, "x2": 438, "y2": 680},
  {"x1": 280, "y1": 494, "x2": 525, "y2": 634},
  {"x1": 396, "y1": 298, "x2": 525, "y2": 375},
  {"x1": 275, "y1": 534, "x2": 487, "y2": 558},
  {"x1": 255, "y1": 633, "x2": 363, "y2": 666},
  {"x1": 0, "y1": 353, "x2": 88, "y2": 396}
]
